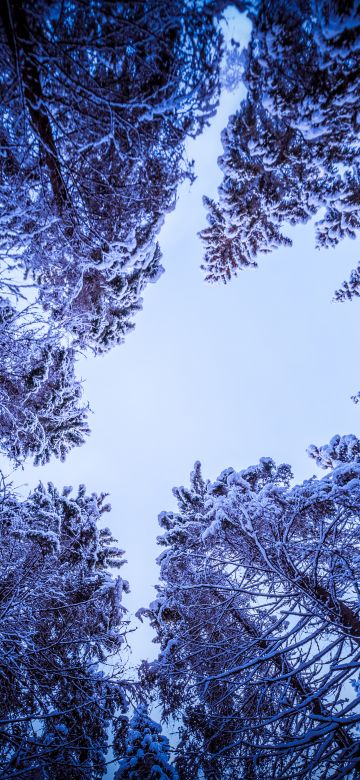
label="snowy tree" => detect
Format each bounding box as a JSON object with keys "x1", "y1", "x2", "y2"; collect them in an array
[
  {"x1": 200, "y1": 103, "x2": 310, "y2": 282},
  {"x1": 0, "y1": 0, "x2": 222, "y2": 354},
  {"x1": 115, "y1": 705, "x2": 178, "y2": 780},
  {"x1": 143, "y1": 450, "x2": 360, "y2": 778},
  {"x1": 334, "y1": 264, "x2": 360, "y2": 303},
  {"x1": 0, "y1": 0, "x2": 225, "y2": 465},
  {"x1": 201, "y1": 0, "x2": 360, "y2": 287},
  {"x1": 0, "y1": 298, "x2": 89, "y2": 464},
  {"x1": 0, "y1": 479, "x2": 130, "y2": 778},
  {"x1": 307, "y1": 432, "x2": 360, "y2": 469}
]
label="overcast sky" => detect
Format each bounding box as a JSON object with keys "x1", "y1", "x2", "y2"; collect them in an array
[{"x1": 7, "y1": 8, "x2": 360, "y2": 669}]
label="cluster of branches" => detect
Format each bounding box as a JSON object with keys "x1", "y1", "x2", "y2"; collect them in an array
[
  {"x1": 4, "y1": 433, "x2": 360, "y2": 779},
  {"x1": 114, "y1": 704, "x2": 178, "y2": 780},
  {"x1": 0, "y1": 0, "x2": 222, "y2": 464},
  {"x1": 1, "y1": 0, "x2": 221, "y2": 349},
  {"x1": 0, "y1": 477, "x2": 131, "y2": 778},
  {"x1": 200, "y1": 0, "x2": 360, "y2": 285},
  {"x1": 0, "y1": 297, "x2": 89, "y2": 465},
  {"x1": 143, "y1": 435, "x2": 360, "y2": 779}
]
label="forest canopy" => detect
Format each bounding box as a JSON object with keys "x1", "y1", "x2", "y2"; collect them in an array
[{"x1": 0, "y1": 0, "x2": 360, "y2": 778}]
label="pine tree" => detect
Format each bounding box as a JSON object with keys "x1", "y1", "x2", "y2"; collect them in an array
[
  {"x1": 0, "y1": 298, "x2": 89, "y2": 464},
  {"x1": 0, "y1": 0, "x2": 222, "y2": 354},
  {"x1": 115, "y1": 705, "x2": 178, "y2": 780},
  {"x1": 0, "y1": 0, "x2": 224, "y2": 465},
  {"x1": 201, "y1": 0, "x2": 360, "y2": 288},
  {"x1": 0, "y1": 480, "x2": 130, "y2": 778},
  {"x1": 143, "y1": 451, "x2": 360, "y2": 778}
]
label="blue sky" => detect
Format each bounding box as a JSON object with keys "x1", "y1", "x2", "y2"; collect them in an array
[{"x1": 7, "y1": 8, "x2": 360, "y2": 667}]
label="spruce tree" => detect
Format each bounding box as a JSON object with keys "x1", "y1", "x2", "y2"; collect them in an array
[
  {"x1": 0, "y1": 299, "x2": 89, "y2": 464},
  {"x1": 143, "y1": 450, "x2": 360, "y2": 778},
  {"x1": 115, "y1": 705, "x2": 178, "y2": 780},
  {"x1": 201, "y1": 0, "x2": 360, "y2": 289},
  {"x1": 0, "y1": 0, "x2": 221, "y2": 354},
  {"x1": 0, "y1": 480, "x2": 130, "y2": 778}
]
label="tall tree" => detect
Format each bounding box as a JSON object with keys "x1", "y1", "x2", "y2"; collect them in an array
[
  {"x1": 0, "y1": 479, "x2": 130, "y2": 778},
  {"x1": 0, "y1": 0, "x2": 223, "y2": 465},
  {"x1": 201, "y1": 0, "x2": 360, "y2": 286},
  {"x1": 0, "y1": 0, "x2": 222, "y2": 353},
  {"x1": 143, "y1": 447, "x2": 360, "y2": 778}
]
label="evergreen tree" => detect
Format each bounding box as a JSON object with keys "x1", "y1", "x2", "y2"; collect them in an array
[
  {"x1": 143, "y1": 450, "x2": 360, "y2": 778},
  {"x1": 0, "y1": 0, "x2": 222, "y2": 354},
  {"x1": 201, "y1": 0, "x2": 360, "y2": 288},
  {"x1": 115, "y1": 705, "x2": 178, "y2": 780},
  {"x1": 0, "y1": 298, "x2": 89, "y2": 464},
  {"x1": 0, "y1": 480, "x2": 130, "y2": 778},
  {"x1": 0, "y1": 0, "x2": 224, "y2": 464}
]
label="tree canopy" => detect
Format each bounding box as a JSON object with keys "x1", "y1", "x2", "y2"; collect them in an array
[
  {"x1": 201, "y1": 0, "x2": 360, "y2": 285},
  {"x1": 1, "y1": 2, "x2": 360, "y2": 778},
  {"x1": 144, "y1": 440, "x2": 360, "y2": 778},
  {"x1": 1, "y1": 0, "x2": 221, "y2": 353},
  {"x1": 0, "y1": 0, "x2": 223, "y2": 464},
  {"x1": 0, "y1": 478, "x2": 130, "y2": 779}
]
